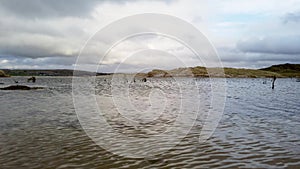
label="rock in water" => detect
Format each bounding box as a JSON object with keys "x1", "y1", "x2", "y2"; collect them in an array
[
  {"x1": 0, "y1": 85, "x2": 43, "y2": 90},
  {"x1": 142, "y1": 78, "x2": 147, "y2": 82},
  {"x1": 27, "y1": 76, "x2": 36, "y2": 83}
]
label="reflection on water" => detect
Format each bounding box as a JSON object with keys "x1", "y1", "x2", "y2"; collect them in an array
[{"x1": 0, "y1": 77, "x2": 299, "y2": 168}]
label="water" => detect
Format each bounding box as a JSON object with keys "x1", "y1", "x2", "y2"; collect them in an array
[{"x1": 0, "y1": 77, "x2": 299, "y2": 168}]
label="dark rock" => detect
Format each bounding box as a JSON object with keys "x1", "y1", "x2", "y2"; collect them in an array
[{"x1": 0, "y1": 85, "x2": 43, "y2": 90}]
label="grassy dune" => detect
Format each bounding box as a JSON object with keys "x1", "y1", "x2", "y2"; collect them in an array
[
  {"x1": 260, "y1": 63, "x2": 300, "y2": 77},
  {"x1": 223, "y1": 68, "x2": 280, "y2": 78},
  {"x1": 147, "y1": 64, "x2": 300, "y2": 78},
  {"x1": 0, "y1": 70, "x2": 9, "y2": 77}
]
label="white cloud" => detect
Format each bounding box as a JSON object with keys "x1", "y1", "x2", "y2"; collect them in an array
[{"x1": 0, "y1": 0, "x2": 299, "y2": 71}]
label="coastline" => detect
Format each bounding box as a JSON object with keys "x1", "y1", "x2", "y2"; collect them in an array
[{"x1": 1, "y1": 63, "x2": 300, "y2": 78}]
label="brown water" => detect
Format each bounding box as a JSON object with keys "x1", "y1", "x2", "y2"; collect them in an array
[{"x1": 0, "y1": 77, "x2": 299, "y2": 168}]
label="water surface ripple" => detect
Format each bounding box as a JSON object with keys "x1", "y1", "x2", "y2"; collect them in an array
[{"x1": 0, "y1": 77, "x2": 299, "y2": 168}]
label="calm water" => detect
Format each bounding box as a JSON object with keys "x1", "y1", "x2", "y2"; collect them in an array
[{"x1": 0, "y1": 77, "x2": 299, "y2": 168}]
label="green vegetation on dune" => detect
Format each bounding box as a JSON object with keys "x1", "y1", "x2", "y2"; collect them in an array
[
  {"x1": 222, "y1": 68, "x2": 280, "y2": 78},
  {"x1": 260, "y1": 63, "x2": 300, "y2": 77},
  {"x1": 147, "y1": 67, "x2": 208, "y2": 77},
  {"x1": 147, "y1": 67, "x2": 280, "y2": 78},
  {"x1": 147, "y1": 63, "x2": 299, "y2": 78}
]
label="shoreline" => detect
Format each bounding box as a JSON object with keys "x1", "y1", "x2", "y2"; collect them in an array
[
  {"x1": 1, "y1": 75, "x2": 299, "y2": 78},
  {"x1": 1, "y1": 63, "x2": 300, "y2": 78}
]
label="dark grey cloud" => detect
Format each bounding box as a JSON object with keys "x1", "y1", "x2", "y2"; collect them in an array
[
  {"x1": 0, "y1": 0, "x2": 177, "y2": 60},
  {"x1": 0, "y1": 55, "x2": 77, "y2": 69},
  {"x1": 0, "y1": 0, "x2": 100, "y2": 18},
  {"x1": 0, "y1": 43, "x2": 75, "y2": 58},
  {"x1": 283, "y1": 11, "x2": 300, "y2": 23},
  {"x1": 0, "y1": 32, "x2": 82, "y2": 59},
  {"x1": 236, "y1": 36, "x2": 300, "y2": 55},
  {"x1": 217, "y1": 47, "x2": 300, "y2": 68},
  {"x1": 0, "y1": 0, "x2": 175, "y2": 19}
]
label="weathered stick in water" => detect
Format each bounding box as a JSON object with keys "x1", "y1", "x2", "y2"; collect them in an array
[
  {"x1": 27, "y1": 76, "x2": 36, "y2": 83},
  {"x1": 272, "y1": 76, "x2": 276, "y2": 89}
]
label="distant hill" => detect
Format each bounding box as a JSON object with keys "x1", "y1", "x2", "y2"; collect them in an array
[
  {"x1": 2, "y1": 69, "x2": 111, "y2": 76},
  {"x1": 260, "y1": 63, "x2": 300, "y2": 77}
]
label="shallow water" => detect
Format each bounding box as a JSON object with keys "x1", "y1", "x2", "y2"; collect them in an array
[{"x1": 0, "y1": 77, "x2": 299, "y2": 168}]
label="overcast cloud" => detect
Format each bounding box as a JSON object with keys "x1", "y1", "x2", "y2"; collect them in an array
[{"x1": 0, "y1": 0, "x2": 300, "y2": 71}]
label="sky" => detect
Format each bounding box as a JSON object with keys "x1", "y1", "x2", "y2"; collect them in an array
[{"x1": 0, "y1": 0, "x2": 300, "y2": 72}]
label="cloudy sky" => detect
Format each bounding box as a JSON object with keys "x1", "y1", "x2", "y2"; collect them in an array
[{"x1": 0, "y1": 0, "x2": 300, "y2": 72}]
